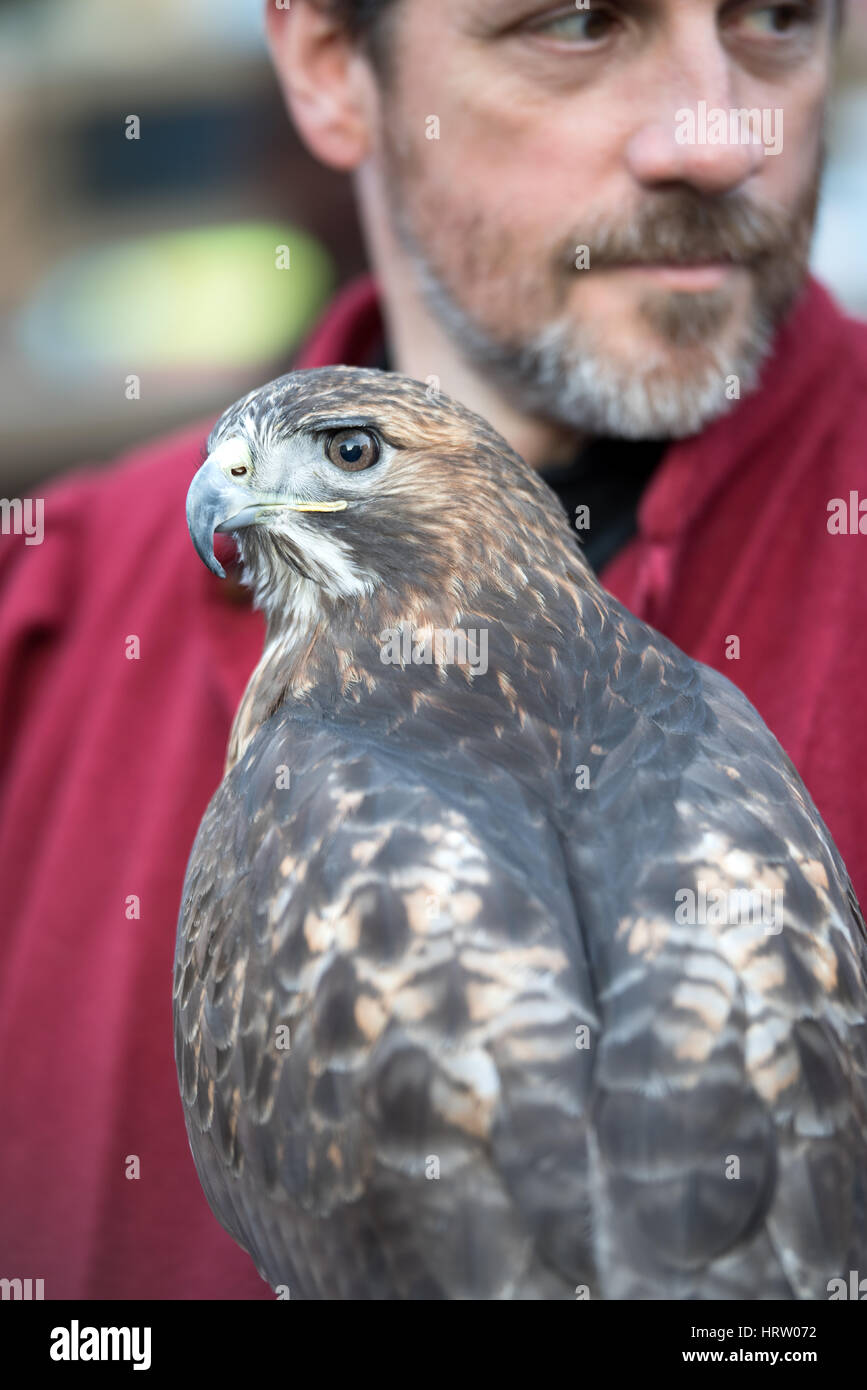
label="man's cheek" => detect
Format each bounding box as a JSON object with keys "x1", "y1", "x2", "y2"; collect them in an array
[{"x1": 761, "y1": 122, "x2": 821, "y2": 210}]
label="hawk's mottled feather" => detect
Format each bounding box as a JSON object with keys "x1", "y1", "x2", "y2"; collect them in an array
[{"x1": 175, "y1": 367, "x2": 867, "y2": 1299}]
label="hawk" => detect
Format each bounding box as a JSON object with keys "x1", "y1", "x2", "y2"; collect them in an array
[{"x1": 175, "y1": 365, "x2": 867, "y2": 1300}]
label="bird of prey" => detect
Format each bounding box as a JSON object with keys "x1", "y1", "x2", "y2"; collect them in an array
[{"x1": 175, "y1": 365, "x2": 867, "y2": 1300}]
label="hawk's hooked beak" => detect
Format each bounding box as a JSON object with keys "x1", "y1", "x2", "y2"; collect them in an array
[{"x1": 186, "y1": 441, "x2": 348, "y2": 579}]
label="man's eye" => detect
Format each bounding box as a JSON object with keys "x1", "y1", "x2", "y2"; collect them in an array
[
  {"x1": 325, "y1": 429, "x2": 380, "y2": 472},
  {"x1": 734, "y1": 3, "x2": 815, "y2": 36},
  {"x1": 529, "y1": 4, "x2": 616, "y2": 45}
]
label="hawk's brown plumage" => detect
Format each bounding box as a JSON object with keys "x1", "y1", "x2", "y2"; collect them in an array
[{"x1": 175, "y1": 366, "x2": 867, "y2": 1299}]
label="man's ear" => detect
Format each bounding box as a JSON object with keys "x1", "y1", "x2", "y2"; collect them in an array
[{"x1": 265, "y1": 0, "x2": 380, "y2": 171}]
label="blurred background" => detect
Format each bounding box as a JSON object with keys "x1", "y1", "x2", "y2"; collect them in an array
[{"x1": 1, "y1": 0, "x2": 866, "y2": 496}]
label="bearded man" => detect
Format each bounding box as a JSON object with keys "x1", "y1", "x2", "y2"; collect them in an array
[{"x1": 0, "y1": 0, "x2": 863, "y2": 1299}]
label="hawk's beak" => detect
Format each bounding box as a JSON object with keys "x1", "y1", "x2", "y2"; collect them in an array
[{"x1": 186, "y1": 446, "x2": 348, "y2": 579}]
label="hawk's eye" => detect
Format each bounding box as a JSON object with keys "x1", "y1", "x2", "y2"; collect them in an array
[{"x1": 326, "y1": 428, "x2": 380, "y2": 472}]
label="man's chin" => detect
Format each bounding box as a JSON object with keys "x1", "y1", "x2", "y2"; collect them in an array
[
  {"x1": 613, "y1": 307, "x2": 755, "y2": 390},
  {"x1": 519, "y1": 269, "x2": 787, "y2": 438},
  {"x1": 508, "y1": 309, "x2": 772, "y2": 439}
]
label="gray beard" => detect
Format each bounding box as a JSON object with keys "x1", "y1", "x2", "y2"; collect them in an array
[{"x1": 399, "y1": 229, "x2": 779, "y2": 440}]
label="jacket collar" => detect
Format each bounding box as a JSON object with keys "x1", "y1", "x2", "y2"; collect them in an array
[{"x1": 627, "y1": 275, "x2": 845, "y2": 623}]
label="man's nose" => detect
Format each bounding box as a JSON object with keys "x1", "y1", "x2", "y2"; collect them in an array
[
  {"x1": 626, "y1": 118, "x2": 767, "y2": 194},
  {"x1": 624, "y1": 40, "x2": 767, "y2": 195}
]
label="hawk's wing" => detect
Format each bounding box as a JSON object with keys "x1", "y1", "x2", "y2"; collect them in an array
[
  {"x1": 176, "y1": 619, "x2": 867, "y2": 1300},
  {"x1": 564, "y1": 643, "x2": 867, "y2": 1300},
  {"x1": 174, "y1": 707, "x2": 599, "y2": 1300}
]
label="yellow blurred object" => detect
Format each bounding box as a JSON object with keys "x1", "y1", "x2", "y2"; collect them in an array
[{"x1": 17, "y1": 222, "x2": 335, "y2": 374}]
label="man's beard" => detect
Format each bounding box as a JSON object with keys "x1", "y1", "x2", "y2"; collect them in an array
[{"x1": 382, "y1": 145, "x2": 823, "y2": 440}]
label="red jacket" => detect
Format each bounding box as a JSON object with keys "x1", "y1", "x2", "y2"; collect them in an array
[{"x1": 1, "y1": 274, "x2": 864, "y2": 1300}]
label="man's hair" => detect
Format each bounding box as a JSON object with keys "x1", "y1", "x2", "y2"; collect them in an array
[
  {"x1": 323, "y1": 0, "x2": 395, "y2": 33},
  {"x1": 322, "y1": 0, "x2": 398, "y2": 64}
]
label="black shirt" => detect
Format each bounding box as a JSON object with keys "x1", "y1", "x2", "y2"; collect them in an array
[{"x1": 540, "y1": 438, "x2": 666, "y2": 574}]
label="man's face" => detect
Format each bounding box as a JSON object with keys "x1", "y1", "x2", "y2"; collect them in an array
[{"x1": 374, "y1": 0, "x2": 832, "y2": 437}]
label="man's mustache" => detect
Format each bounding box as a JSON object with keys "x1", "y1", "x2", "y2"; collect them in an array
[{"x1": 562, "y1": 190, "x2": 807, "y2": 270}]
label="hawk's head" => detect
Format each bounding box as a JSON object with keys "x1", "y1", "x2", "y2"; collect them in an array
[{"x1": 187, "y1": 366, "x2": 580, "y2": 625}]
